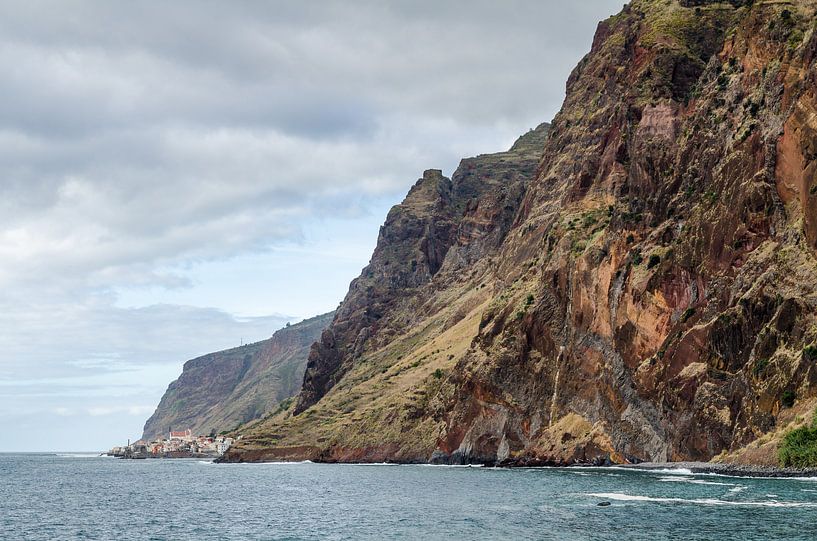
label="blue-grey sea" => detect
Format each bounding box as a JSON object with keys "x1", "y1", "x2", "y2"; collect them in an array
[{"x1": 2, "y1": 454, "x2": 816, "y2": 540}]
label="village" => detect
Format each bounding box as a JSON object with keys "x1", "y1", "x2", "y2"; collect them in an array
[{"x1": 108, "y1": 429, "x2": 236, "y2": 459}]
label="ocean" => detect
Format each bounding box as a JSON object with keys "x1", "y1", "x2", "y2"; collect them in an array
[{"x1": 1, "y1": 453, "x2": 816, "y2": 540}]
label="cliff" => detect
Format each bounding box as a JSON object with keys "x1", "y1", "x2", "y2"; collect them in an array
[
  {"x1": 141, "y1": 312, "x2": 333, "y2": 441},
  {"x1": 224, "y1": 0, "x2": 817, "y2": 466}
]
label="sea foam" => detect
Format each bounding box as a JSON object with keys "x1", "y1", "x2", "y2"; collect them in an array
[{"x1": 587, "y1": 492, "x2": 817, "y2": 508}]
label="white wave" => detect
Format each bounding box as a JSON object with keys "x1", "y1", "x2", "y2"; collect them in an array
[
  {"x1": 55, "y1": 453, "x2": 104, "y2": 458},
  {"x1": 698, "y1": 472, "x2": 817, "y2": 482},
  {"x1": 562, "y1": 465, "x2": 817, "y2": 482},
  {"x1": 728, "y1": 486, "x2": 748, "y2": 494},
  {"x1": 209, "y1": 460, "x2": 315, "y2": 466},
  {"x1": 571, "y1": 466, "x2": 694, "y2": 476},
  {"x1": 251, "y1": 460, "x2": 314, "y2": 465},
  {"x1": 632, "y1": 467, "x2": 695, "y2": 475},
  {"x1": 657, "y1": 476, "x2": 736, "y2": 486},
  {"x1": 344, "y1": 462, "x2": 401, "y2": 466},
  {"x1": 587, "y1": 492, "x2": 817, "y2": 508},
  {"x1": 418, "y1": 463, "x2": 484, "y2": 468}
]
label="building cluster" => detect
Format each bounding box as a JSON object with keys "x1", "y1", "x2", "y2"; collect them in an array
[{"x1": 109, "y1": 429, "x2": 236, "y2": 459}]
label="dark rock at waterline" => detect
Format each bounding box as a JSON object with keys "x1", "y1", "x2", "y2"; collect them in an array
[{"x1": 597, "y1": 502, "x2": 612, "y2": 507}]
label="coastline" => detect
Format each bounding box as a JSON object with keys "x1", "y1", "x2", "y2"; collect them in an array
[
  {"x1": 615, "y1": 462, "x2": 817, "y2": 479},
  {"x1": 215, "y1": 446, "x2": 817, "y2": 477}
]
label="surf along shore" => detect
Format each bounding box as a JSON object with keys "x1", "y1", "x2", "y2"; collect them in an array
[{"x1": 618, "y1": 462, "x2": 817, "y2": 479}]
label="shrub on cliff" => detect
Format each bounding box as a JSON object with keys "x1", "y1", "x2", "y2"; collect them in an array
[{"x1": 779, "y1": 409, "x2": 817, "y2": 468}]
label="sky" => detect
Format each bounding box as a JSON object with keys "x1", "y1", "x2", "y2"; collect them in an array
[{"x1": 0, "y1": 0, "x2": 624, "y2": 452}]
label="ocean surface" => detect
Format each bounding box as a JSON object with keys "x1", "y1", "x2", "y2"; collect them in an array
[{"x1": 2, "y1": 454, "x2": 817, "y2": 540}]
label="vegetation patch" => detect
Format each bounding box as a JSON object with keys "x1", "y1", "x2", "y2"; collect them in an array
[
  {"x1": 273, "y1": 397, "x2": 295, "y2": 416},
  {"x1": 782, "y1": 390, "x2": 796, "y2": 409},
  {"x1": 779, "y1": 408, "x2": 817, "y2": 468}
]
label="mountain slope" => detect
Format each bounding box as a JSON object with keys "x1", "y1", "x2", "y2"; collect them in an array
[
  {"x1": 141, "y1": 312, "x2": 333, "y2": 441},
  {"x1": 225, "y1": 0, "x2": 817, "y2": 465}
]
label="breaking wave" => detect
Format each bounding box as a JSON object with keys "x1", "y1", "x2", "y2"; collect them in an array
[
  {"x1": 587, "y1": 492, "x2": 817, "y2": 508},
  {"x1": 657, "y1": 476, "x2": 737, "y2": 487}
]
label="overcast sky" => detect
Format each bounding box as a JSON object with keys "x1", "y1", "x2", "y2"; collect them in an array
[{"x1": 0, "y1": 0, "x2": 623, "y2": 452}]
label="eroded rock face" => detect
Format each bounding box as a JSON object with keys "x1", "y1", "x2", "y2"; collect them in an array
[
  {"x1": 226, "y1": 0, "x2": 817, "y2": 466},
  {"x1": 294, "y1": 124, "x2": 550, "y2": 414}
]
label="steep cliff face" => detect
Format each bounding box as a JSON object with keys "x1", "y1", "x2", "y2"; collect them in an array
[
  {"x1": 225, "y1": 0, "x2": 817, "y2": 465},
  {"x1": 295, "y1": 125, "x2": 550, "y2": 414},
  {"x1": 141, "y1": 312, "x2": 332, "y2": 441}
]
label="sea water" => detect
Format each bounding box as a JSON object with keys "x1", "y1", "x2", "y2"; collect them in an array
[{"x1": 1, "y1": 454, "x2": 816, "y2": 540}]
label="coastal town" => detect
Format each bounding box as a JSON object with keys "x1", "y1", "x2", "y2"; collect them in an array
[{"x1": 108, "y1": 429, "x2": 236, "y2": 459}]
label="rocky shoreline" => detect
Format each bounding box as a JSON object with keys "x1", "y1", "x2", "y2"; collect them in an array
[
  {"x1": 216, "y1": 449, "x2": 817, "y2": 478},
  {"x1": 616, "y1": 462, "x2": 817, "y2": 479}
]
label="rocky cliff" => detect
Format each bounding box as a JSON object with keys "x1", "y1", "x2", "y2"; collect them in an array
[
  {"x1": 224, "y1": 0, "x2": 817, "y2": 466},
  {"x1": 142, "y1": 312, "x2": 332, "y2": 441}
]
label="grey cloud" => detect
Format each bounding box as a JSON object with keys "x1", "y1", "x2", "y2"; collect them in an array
[
  {"x1": 0, "y1": 0, "x2": 624, "y2": 450},
  {"x1": 0, "y1": 301, "x2": 290, "y2": 380}
]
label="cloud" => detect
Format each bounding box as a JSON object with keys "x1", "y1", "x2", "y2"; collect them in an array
[
  {"x1": 0, "y1": 0, "x2": 624, "y2": 450},
  {"x1": 87, "y1": 405, "x2": 155, "y2": 417}
]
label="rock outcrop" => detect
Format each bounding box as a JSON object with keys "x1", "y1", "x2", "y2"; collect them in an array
[
  {"x1": 224, "y1": 0, "x2": 817, "y2": 466},
  {"x1": 142, "y1": 312, "x2": 333, "y2": 441}
]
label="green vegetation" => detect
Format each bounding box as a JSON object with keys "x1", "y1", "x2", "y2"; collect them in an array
[
  {"x1": 647, "y1": 254, "x2": 661, "y2": 270},
  {"x1": 622, "y1": 211, "x2": 643, "y2": 224},
  {"x1": 680, "y1": 307, "x2": 696, "y2": 324},
  {"x1": 788, "y1": 28, "x2": 804, "y2": 50},
  {"x1": 737, "y1": 122, "x2": 755, "y2": 143},
  {"x1": 803, "y1": 344, "x2": 817, "y2": 361},
  {"x1": 571, "y1": 240, "x2": 587, "y2": 255},
  {"x1": 752, "y1": 358, "x2": 768, "y2": 377},
  {"x1": 433, "y1": 368, "x2": 444, "y2": 380},
  {"x1": 782, "y1": 390, "x2": 796, "y2": 409},
  {"x1": 273, "y1": 397, "x2": 295, "y2": 416},
  {"x1": 779, "y1": 408, "x2": 817, "y2": 468}
]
